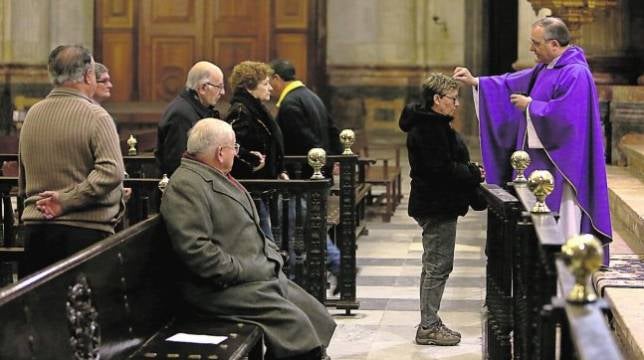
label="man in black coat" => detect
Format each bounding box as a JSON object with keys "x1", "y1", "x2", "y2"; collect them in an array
[
  {"x1": 269, "y1": 59, "x2": 342, "y2": 177},
  {"x1": 269, "y1": 59, "x2": 343, "y2": 293},
  {"x1": 155, "y1": 61, "x2": 224, "y2": 175}
]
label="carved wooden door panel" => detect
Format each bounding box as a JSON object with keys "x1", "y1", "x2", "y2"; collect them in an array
[
  {"x1": 95, "y1": 0, "x2": 324, "y2": 102},
  {"x1": 139, "y1": 0, "x2": 206, "y2": 101}
]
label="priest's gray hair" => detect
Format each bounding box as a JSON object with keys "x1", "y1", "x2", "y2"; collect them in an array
[
  {"x1": 421, "y1": 73, "x2": 459, "y2": 109},
  {"x1": 534, "y1": 17, "x2": 570, "y2": 46},
  {"x1": 47, "y1": 45, "x2": 94, "y2": 85},
  {"x1": 187, "y1": 118, "x2": 233, "y2": 156},
  {"x1": 186, "y1": 61, "x2": 218, "y2": 90}
]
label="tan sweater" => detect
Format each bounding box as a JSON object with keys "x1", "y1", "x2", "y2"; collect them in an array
[{"x1": 19, "y1": 87, "x2": 124, "y2": 233}]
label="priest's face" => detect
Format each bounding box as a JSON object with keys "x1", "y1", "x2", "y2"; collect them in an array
[{"x1": 529, "y1": 26, "x2": 557, "y2": 64}]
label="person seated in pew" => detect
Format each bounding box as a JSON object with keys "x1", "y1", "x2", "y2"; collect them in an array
[
  {"x1": 225, "y1": 60, "x2": 289, "y2": 241},
  {"x1": 19, "y1": 45, "x2": 125, "y2": 277},
  {"x1": 160, "y1": 118, "x2": 335, "y2": 360}
]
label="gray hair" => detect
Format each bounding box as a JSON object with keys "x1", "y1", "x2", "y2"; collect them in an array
[
  {"x1": 95, "y1": 62, "x2": 109, "y2": 80},
  {"x1": 533, "y1": 17, "x2": 570, "y2": 46},
  {"x1": 48, "y1": 45, "x2": 94, "y2": 85},
  {"x1": 421, "y1": 73, "x2": 459, "y2": 109},
  {"x1": 186, "y1": 118, "x2": 232, "y2": 156},
  {"x1": 185, "y1": 61, "x2": 218, "y2": 90}
]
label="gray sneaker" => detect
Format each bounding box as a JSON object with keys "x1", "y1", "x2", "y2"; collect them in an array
[
  {"x1": 436, "y1": 319, "x2": 461, "y2": 338},
  {"x1": 415, "y1": 322, "x2": 461, "y2": 346}
]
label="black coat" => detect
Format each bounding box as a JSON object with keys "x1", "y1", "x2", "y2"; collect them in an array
[
  {"x1": 155, "y1": 89, "x2": 219, "y2": 175},
  {"x1": 276, "y1": 85, "x2": 342, "y2": 178},
  {"x1": 399, "y1": 103, "x2": 482, "y2": 218},
  {"x1": 225, "y1": 89, "x2": 285, "y2": 179}
]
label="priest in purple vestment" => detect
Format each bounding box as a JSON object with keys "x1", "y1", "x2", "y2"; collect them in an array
[{"x1": 453, "y1": 17, "x2": 612, "y2": 264}]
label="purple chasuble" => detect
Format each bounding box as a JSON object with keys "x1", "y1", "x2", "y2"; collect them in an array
[{"x1": 477, "y1": 46, "x2": 612, "y2": 259}]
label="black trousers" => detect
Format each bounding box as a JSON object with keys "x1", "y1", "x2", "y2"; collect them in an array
[{"x1": 19, "y1": 224, "x2": 110, "y2": 278}]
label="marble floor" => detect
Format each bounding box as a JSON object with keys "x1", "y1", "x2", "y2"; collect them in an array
[{"x1": 326, "y1": 154, "x2": 487, "y2": 359}]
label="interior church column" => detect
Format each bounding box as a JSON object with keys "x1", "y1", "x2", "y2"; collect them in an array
[{"x1": 513, "y1": 0, "x2": 550, "y2": 70}]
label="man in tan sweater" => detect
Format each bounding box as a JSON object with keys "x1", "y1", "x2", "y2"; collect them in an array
[{"x1": 18, "y1": 45, "x2": 125, "y2": 277}]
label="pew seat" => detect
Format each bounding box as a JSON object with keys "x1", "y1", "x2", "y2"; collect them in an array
[{"x1": 0, "y1": 215, "x2": 264, "y2": 359}]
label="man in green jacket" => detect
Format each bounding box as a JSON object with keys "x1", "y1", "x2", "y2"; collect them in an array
[{"x1": 160, "y1": 118, "x2": 335, "y2": 360}]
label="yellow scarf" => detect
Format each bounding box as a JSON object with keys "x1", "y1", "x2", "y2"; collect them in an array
[{"x1": 276, "y1": 80, "x2": 304, "y2": 107}]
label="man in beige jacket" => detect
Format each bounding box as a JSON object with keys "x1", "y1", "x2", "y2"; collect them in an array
[{"x1": 19, "y1": 45, "x2": 124, "y2": 277}]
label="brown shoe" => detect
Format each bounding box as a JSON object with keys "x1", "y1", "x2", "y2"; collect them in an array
[{"x1": 415, "y1": 322, "x2": 461, "y2": 346}]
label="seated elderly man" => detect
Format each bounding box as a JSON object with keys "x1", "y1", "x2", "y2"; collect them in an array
[{"x1": 160, "y1": 118, "x2": 335, "y2": 360}]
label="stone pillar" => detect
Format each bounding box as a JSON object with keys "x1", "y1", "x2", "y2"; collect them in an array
[
  {"x1": 50, "y1": 0, "x2": 94, "y2": 51},
  {"x1": 8, "y1": 0, "x2": 51, "y2": 65},
  {"x1": 513, "y1": 0, "x2": 550, "y2": 70}
]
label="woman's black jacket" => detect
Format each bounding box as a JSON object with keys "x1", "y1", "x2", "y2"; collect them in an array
[
  {"x1": 399, "y1": 103, "x2": 482, "y2": 218},
  {"x1": 225, "y1": 89, "x2": 285, "y2": 179}
]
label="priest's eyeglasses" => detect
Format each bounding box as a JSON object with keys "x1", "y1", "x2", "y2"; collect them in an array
[{"x1": 441, "y1": 94, "x2": 459, "y2": 104}]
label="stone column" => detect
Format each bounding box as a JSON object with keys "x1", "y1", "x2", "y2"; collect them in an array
[
  {"x1": 50, "y1": 0, "x2": 94, "y2": 51},
  {"x1": 8, "y1": 0, "x2": 51, "y2": 65},
  {"x1": 513, "y1": 0, "x2": 550, "y2": 70}
]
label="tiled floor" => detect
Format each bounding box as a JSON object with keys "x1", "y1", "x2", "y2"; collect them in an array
[{"x1": 326, "y1": 149, "x2": 487, "y2": 359}]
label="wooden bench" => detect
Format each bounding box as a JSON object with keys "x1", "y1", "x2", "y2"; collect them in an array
[
  {"x1": 0, "y1": 215, "x2": 264, "y2": 359},
  {"x1": 353, "y1": 130, "x2": 403, "y2": 222},
  {"x1": 0, "y1": 176, "x2": 163, "y2": 287}
]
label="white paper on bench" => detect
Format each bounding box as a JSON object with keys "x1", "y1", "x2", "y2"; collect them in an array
[{"x1": 166, "y1": 333, "x2": 227, "y2": 345}]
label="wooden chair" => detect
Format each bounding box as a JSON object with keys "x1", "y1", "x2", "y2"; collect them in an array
[{"x1": 353, "y1": 130, "x2": 403, "y2": 222}]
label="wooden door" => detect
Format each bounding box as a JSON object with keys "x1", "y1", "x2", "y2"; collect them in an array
[{"x1": 94, "y1": 0, "x2": 325, "y2": 102}]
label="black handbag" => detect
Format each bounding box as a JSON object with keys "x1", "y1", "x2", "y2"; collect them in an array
[{"x1": 469, "y1": 186, "x2": 487, "y2": 211}]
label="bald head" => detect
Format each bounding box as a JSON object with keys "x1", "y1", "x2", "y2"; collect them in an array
[
  {"x1": 186, "y1": 61, "x2": 223, "y2": 90},
  {"x1": 186, "y1": 118, "x2": 231, "y2": 155},
  {"x1": 187, "y1": 118, "x2": 235, "y2": 173}
]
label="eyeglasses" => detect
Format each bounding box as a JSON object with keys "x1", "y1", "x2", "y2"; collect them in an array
[
  {"x1": 221, "y1": 143, "x2": 240, "y2": 154},
  {"x1": 441, "y1": 94, "x2": 459, "y2": 104},
  {"x1": 205, "y1": 82, "x2": 225, "y2": 92}
]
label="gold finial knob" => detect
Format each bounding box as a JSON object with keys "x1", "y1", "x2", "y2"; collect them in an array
[
  {"x1": 527, "y1": 170, "x2": 554, "y2": 213},
  {"x1": 339, "y1": 129, "x2": 356, "y2": 155},
  {"x1": 561, "y1": 234, "x2": 603, "y2": 303},
  {"x1": 510, "y1": 150, "x2": 531, "y2": 183},
  {"x1": 158, "y1": 173, "x2": 170, "y2": 193},
  {"x1": 307, "y1": 148, "x2": 327, "y2": 179},
  {"x1": 127, "y1": 134, "x2": 138, "y2": 156}
]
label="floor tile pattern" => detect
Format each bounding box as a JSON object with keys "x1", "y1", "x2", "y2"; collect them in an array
[{"x1": 327, "y1": 178, "x2": 487, "y2": 359}]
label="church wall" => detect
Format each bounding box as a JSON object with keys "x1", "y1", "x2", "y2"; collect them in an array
[
  {"x1": 0, "y1": 0, "x2": 94, "y2": 135},
  {"x1": 326, "y1": 0, "x2": 466, "y2": 142}
]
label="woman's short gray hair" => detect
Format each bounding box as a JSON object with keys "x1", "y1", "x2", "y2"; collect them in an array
[
  {"x1": 421, "y1": 73, "x2": 459, "y2": 109},
  {"x1": 47, "y1": 45, "x2": 94, "y2": 85},
  {"x1": 187, "y1": 118, "x2": 232, "y2": 155},
  {"x1": 95, "y1": 62, "x2": 109, "y2": 80}
]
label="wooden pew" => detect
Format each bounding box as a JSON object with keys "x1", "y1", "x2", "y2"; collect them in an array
[
  {"x1": 353, "y1": 130, "x2": 403, "y2": 222},
  {"x1": 122, "y1": 154, "x2": 363, "y2": 312},
  {"x1": 482, "y1": 183, "x2": 623, "y2": 359},
  {"x1": 0, "y1": 176, "x2": 162, "y2": 287},
  {"x1": 0, "y1": 215, "x2": 264, "y2": 359}
]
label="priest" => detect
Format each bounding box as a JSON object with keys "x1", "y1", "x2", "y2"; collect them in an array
[{"x1": 453, "y1": 17, "x2": 612, "y2": 264}]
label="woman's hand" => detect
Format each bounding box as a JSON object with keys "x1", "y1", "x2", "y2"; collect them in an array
[{"x1": 250, "y1": 151, "x2": 266, "y2": 171}]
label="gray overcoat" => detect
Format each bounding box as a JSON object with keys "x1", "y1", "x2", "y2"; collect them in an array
[{"x1": 160, "y1": 158, "x2": 335, "y2": 358}]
